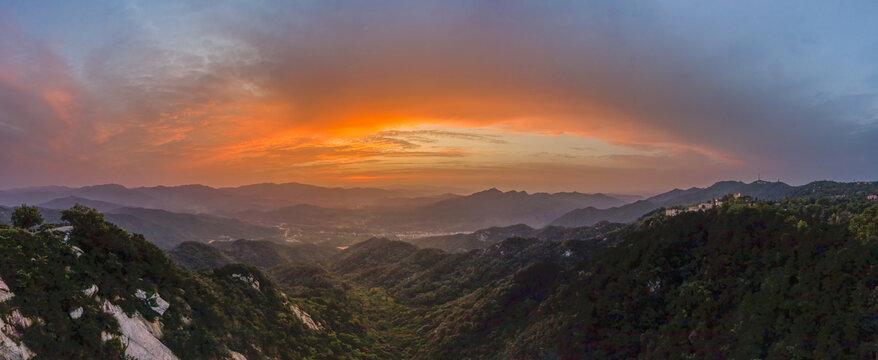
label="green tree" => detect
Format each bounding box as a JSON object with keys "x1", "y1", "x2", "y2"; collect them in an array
[{"x1": 11, "y1": 204, "x2": 43, "y2": 229}]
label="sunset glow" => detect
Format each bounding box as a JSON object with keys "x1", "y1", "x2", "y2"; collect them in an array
[{"x1": 2, "y1": 1, "x2": 877, "y2": 193}]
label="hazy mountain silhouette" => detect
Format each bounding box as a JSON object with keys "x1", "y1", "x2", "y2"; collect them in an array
[
  {"x1": 239, "y1": 188, "x2": 628, "y2": 235},
  {"x1": 0, "y1": 182, "x2": 435, "y2": 214},
  {"x1": 38, "y1": 196, "x2": 124, "y2": 213},
  {"x1": 376, "y1": 188, "x2": 626, "y2": 231}
]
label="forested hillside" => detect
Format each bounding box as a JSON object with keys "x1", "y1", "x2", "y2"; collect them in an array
[
  {"x1": 495, "y1": 196, "x2": 878, "y2": 359},
  {"x1": 410, "y1": 221, "x2": 624, "y2": 252},
  {"x1": 168, "y1": 239, "x2": 338, "y2": 271},
  {"x1": 0, "y1": 206, "x2": 392, "y2": 359}
]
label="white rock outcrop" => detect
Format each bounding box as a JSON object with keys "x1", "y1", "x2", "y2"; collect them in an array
[
  {"x1": 51, "y1": 225, "x2": 73, "y2": 243},
  {"x1": 228, "y1": 350, "x2": 248, "y2": 360},
  {"x1": 69, "y1": 307, "x2": 84, "y2": 320},
  {"x1": 0, "y1": 277, "x2": 34, "y2": 360},
  {"x1": 5, "y1": 311, "x2": 32, "y2": 336},
  {"x1": 289, "y1": 304, "x2": 323, "y2": 331},
  {"x1": 231, "y1": 273, "x2": 260, "y2": 290},
  {"x1": 83, "y1": 284, "x2": 99, "y2": 297},
  {"x1": 135, "y1": 289, "x2": 170, "y2": 316},
  {"x1": 101, "y1": 301, "x2": 178, "y2": 360},
  {"x1": 0, "y1": 326, "x2": 34, "y2": 360},
  {"x1": 0, "y1": 278, "x2": 12, "y2": 303},
  {"x1": 53, "y1": 226, "x2": 73, "y2": 233}
]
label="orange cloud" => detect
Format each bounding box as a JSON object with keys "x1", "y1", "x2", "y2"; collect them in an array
[{"x1": 42, "y1": 89, "x2": 77, "y2": 123}]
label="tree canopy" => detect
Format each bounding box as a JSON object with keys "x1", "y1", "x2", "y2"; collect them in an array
[{"x1": 11, "y1": 204, "x2": 43, "y2": 229}]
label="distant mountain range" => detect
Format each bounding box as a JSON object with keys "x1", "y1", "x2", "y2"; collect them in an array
[
  {"x1": 383, "y1": 188, "x2": 625, "y2": 231},
  {"x1": 407, "y1": 180, "x2": 878, "y2": 251},
  {"x1": 1, "y1": 182, "x2": 632, "y2": 247},
  {"x1": 236, "y1": 188, "x2": 630, "y2": 238},
  {"x1": 37, "y1": 196, "x2": 125, "y2": 213},
  {"x1": 0, "y1": 182, "x2": 431, "y2": 214},
  {"x1": 3, "y1": 180, "x2": 876, "y2": 250}
]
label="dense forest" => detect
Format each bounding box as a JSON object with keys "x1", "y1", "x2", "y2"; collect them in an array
[{"x1": 3, "y1": 185, "x2": 878, "y2": 359}]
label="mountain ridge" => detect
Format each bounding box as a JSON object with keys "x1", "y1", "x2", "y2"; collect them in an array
[{"x1": 549, "y1": 179, "x2": 874, "y2": 227}]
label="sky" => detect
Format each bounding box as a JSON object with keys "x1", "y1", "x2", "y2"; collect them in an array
[{"x1": 1, "y1": 1, "x2": 877, "y2": 194}]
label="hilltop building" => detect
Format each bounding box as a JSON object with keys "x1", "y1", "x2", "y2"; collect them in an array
[{"x1": 665, "y1": 199, "x2": 723, "y2": 217}]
